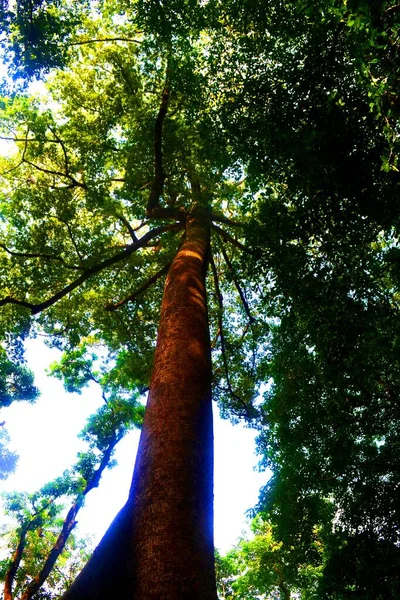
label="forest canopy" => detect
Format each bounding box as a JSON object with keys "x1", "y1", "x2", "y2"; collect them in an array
[{"x1": 0, "y1": 1, "x2": 400, "y2": 599}]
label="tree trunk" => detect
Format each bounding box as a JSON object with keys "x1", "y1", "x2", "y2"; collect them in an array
[{"x1": 61, "y1": 206, "x2": 217, "y2": 600}]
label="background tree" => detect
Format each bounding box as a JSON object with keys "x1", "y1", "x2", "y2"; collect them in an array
[
  {"x1": 210, "y1": 1, "x2": 400, "y2": 596},
  {"x1": 0, "y1": 364, "x2": 143, "y2": 600},
  {"x1": 216, "y1": 514, "x2": 322, "y2": 600}
]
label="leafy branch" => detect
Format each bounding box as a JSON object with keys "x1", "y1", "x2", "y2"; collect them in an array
[
  {"x1": 0, "y1": 243, "x2": 83, "y2": 271},
  {"x1": 18, "y1": 434, "x2": 121, "y2": 600},
  {"x1": 0, "y1": 224, "x2": 183, "y2": 315}
]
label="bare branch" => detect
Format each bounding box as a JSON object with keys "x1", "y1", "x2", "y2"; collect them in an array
[
  {"x1": 106, "y1": 261, "x2": 172, "y2": 311},
  {"x1": 0, "y1": 224, "x2": 183, "y2": 316},
  {"x1": 115, "y1": 214, "x2": 138, "y2": 243},
  {"x1": 210, "y1": 212, "x2": 243, "y2": 227},
  {"x1": 22, "y1": 158, "x2": 86, "y2": 189},
  {"x1": 0, "y1": 135, "x2": 61, "y2": 144}
]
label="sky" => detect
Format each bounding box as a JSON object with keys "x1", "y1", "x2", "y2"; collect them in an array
[{"x1": 0, "y1": 339, "x2": 269, "y2": 554}]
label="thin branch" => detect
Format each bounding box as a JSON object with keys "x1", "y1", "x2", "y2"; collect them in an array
[
  {"x1": 0, "y1": 159, "x2": 24, "y2": 177},
  {"x1": 0, "y1": 224, "x2": 183, "y2": 316},
  {"x1": 115, "y1": 214, "x2": 138, "y2": 243},
  {"x1": 22, "y1": 158, "x2": 85, "y2": 189},
  {"x1": 210, "y1": 212, "x2": 243, "y2": 227},
  {"x1": 67, "y1": 37, "x2": 141, "y2": 46},
  {"x1": 0, "y1": 243, "x2": 83, "y2": 271},
  {"x1": 48, "y1": 126, "x2": 70, "y2": 177},
  {"x1": 218, "y1": 242, "x2": 255, "y2": 323},
  {"x1": 147, "y1": 87, "x2": 169, "y2": 214},
  {"x1": 106, "y1": 261, "x2": 172, "y2": 310},
  {"x1": 209, "y1": 251, "x2": 253, "y2": 419},
  {"x1": 0, "y1": 136, "x2": 59, "y2": 144},
  {"x1": 211, "y1": 223, "x2": 254, "y2": 255}
]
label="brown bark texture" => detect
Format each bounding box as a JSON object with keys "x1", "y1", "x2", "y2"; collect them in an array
[{"x1": 61, "y1": 206, "x2": 217, "y2": 600}]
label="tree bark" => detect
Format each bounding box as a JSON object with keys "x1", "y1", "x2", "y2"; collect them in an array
[{"x1": 61, "y1": 206, "x2": 217, "y2": 600}]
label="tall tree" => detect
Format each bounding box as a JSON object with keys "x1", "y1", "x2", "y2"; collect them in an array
[
  {"x1": 0, "y1": 4, "x2": 265, "y2": 598},
  {"x1": 2, "y1": 1, "x2": 400, "y2": 598}
]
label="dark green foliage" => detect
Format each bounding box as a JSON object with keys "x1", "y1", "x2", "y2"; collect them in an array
[
  {"x1": 0, "y1": 339, "x2": 38, "y2": 407},
  {"x1": 0, "y1": 0, "x2": 89, "y2": 81}
]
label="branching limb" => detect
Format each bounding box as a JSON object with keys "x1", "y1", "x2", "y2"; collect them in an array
[
  {"x1": 106, "y1": 261, "x2": 172, "y2": 311},
  {"x1": 209, "y1": 251, "x2": 253, "y2": 419},
  {"x1": 211, "y1": 223, "x2": 255, "y2": 255},
  {"x1": 0, "y1": 223, "x2": 183, "y2": 316}
]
